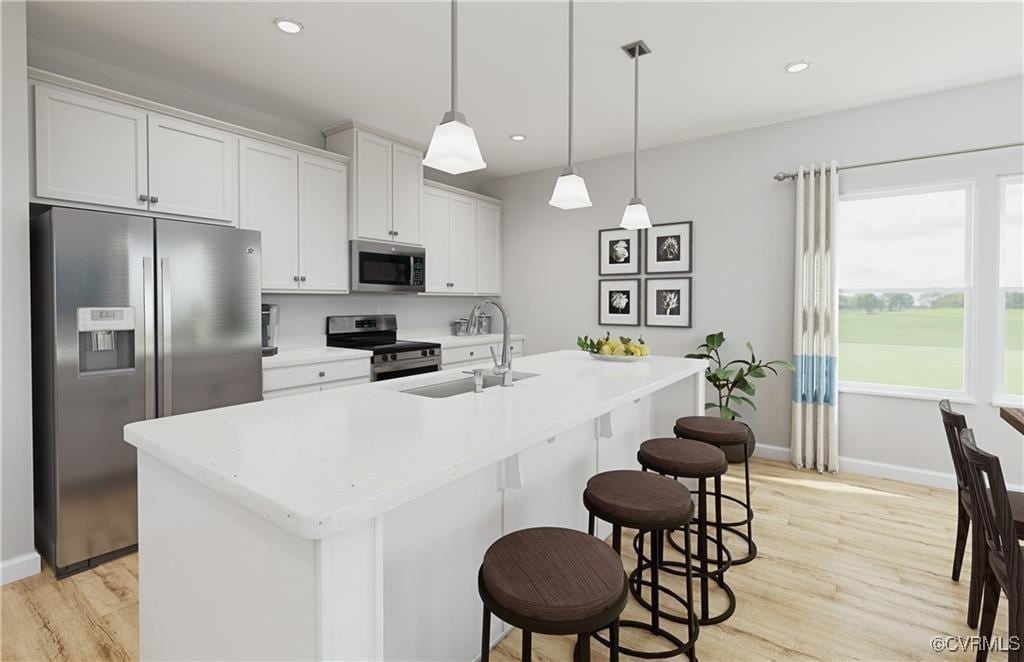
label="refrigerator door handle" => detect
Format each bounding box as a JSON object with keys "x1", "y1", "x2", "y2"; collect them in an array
[
  {"x1": 143, "y1": 257, "x2": 156, "y2": 419},
  {"x1": 158, "y1": 257, "x2": 172, "y2": 417}
]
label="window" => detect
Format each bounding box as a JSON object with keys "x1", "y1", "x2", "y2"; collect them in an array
[
  {"x1": 837, "y1": 182, "x2": 972, "y2": 396},
  {"x1": 999, "y1": 175, "x2": 1023, "y2": 401}
]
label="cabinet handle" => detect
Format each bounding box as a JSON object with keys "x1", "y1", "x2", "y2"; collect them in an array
[
  {"x1": 293, "y1": 275, "x2": 301, "y2": 282},
  {"x1": 150, "y1": 195, "x2": 159, "y2": 204},
  {"x1": 300, "y1": 276, "x2": 307, "y2": 282},
  {"x1": 138, "y1": 194, "x2": 150, "y2": 203},
  {"x1": 393, "y1": 230, "x2": 399, "y2": 236},
  {"x1": 469, "y1": 351, "x2": 475, "y2": 357},
  {"x1": 318, "y1": 371, "x2": 326, "y2": 378}
]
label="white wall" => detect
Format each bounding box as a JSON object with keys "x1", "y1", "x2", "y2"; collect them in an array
[
  {"x1": 1, "y1": 0, "x2": 41, "y2": 584},
  {"x1": 483, "y1": 77, "x2": 1024, "y2": 487},
  {"x1": 263, "y1": 293, "x2": 493, "y2": 345}
]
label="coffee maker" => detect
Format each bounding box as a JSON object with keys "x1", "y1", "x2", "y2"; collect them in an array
[{"x1": 261, "y1": 304, "x2": 279, "y2": 357}]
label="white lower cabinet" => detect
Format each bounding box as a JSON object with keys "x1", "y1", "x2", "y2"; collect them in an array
[
  {"x1": 240, "y1": 140, "x2": 349, "y2": 293},
  {"x1": 421, "y1": 182, "x2": 502, "y2": 295},
  {"x1": 262, "y1": 359, "x2": 369, "y2": 398},
  {"x1": 442, "y1": 339, "x2": 524, "y2": 368}
]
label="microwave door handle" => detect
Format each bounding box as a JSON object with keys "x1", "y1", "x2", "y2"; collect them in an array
[{"x1": 143, "y1": 257, "x2": 156, "y2": 419}]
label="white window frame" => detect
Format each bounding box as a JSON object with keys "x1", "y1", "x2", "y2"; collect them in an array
[
  {"x1": 836, "y1": 179, "x2": 976, "y2": 402},
  {"x1": 994, "y1": 173, "x2": 1024, "y2": 407}
]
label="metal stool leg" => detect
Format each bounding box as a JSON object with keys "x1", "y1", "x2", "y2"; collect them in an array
[
  {"x1": 522, "y1": 630, "x2": 532, "y2": 662},
  {"x1": 481, "y1": 607, "x2": 490, "y2": 662}
]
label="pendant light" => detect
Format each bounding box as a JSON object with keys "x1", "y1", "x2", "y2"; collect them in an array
[
  {"x1": 619, "y1": 40, "x2": 651, "y2": 230},
  {"x1": 548, "y1": 0, "x2": 591, "y2": 210},
  {"x1": 424, "y1": 0, "x2": 486, "y2": 175}
]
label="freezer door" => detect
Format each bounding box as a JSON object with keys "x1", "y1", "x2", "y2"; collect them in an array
[
  {"x1": 42, "y1": 208, "x2": 154, "y2": 570},
  {"x1": 155, "y1": 220, "x2": 262, "y2": 416}
]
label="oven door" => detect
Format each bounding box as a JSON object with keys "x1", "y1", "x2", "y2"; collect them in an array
[
  {"x1": 351, "y1": 240, "x2": 425, "y2": 293},
  {"x1": 372, "y1": 357, "x2": 441, "y2": 381}
]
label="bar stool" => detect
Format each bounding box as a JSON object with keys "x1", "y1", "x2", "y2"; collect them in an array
[
  {"x1": 479, "y1": 527, "x2": 627, "y2": 662},
  {"x1": 583, "y1": 470, "x2": 698, "y2": 660},
  {"x1": 637, "y1": 437, "x2": 736, "y2": 625},
  {"x1": 674, "y1": 416, "x2": 757, "y2": 564}
]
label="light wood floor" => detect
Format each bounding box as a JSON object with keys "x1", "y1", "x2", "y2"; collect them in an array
[{"x1": 1, "y1": 459, "x2": 1010, "y2": 661}]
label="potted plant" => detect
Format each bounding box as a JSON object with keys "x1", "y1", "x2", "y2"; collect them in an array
[{"x1": 685, "y1": 332, "x2": 794, "y2": 460}]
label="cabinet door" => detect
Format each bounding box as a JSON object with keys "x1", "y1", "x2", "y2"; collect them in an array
[
  {"x1": 390, "y1": 142, "x2": 423, "y2": 244},
  {"x1": 239, "y1": 139, "x2": 299, "y2": 291},
  {"x1": 421, "y1": 186, "x2": 451, "y2": 293},
  {"x1": 148, "y1": 113, "x2": 238, "y2": 223},
  {"x1": 354, "y1": 130, "x2": 392, "y2": 241},
  {"x1": 476, "y1": 201, "x2": 501, "y2": 295},
  {"x1": 34, "y1": 84, "x2": 149, "y2": 211},
  {"x1": 448, "y1": 194, "x2": 477, "y2": 294},
  {"x1": 299, "y1": 154, "x2": 349, "y2": 292}
]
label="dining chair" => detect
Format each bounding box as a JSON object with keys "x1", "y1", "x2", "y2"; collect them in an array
[
  {"x1": 940, "y1": 400, "x2": 986, "y2": 627},
  {"x1": 959, "y1": 428, "x2": 1022, "y2": 662}
]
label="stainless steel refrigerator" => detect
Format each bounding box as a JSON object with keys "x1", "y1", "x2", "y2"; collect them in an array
[{"x1": 30, "y1": 207, "x2": 263, "y2": 577}]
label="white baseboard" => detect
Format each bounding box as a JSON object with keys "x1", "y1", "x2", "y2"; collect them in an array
[
  {"x1": 754, "y1": 443, "x2": 1024, "y2": 492},
  {"x1": 2, "y1": 551, "x2": 41, "y2": 585}
]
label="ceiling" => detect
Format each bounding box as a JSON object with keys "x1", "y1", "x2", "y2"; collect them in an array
[{"x1": 26, "y1": 2, "x2": 1024, "y2": 183}]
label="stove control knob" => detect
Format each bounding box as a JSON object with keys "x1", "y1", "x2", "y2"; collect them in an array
[
  {"x1": 381, "y1": 355, "x2": 388, "y2": 362},
  {"x1": 421, "y1": 350, "x2": 428, "y2": 356},
  {"x1": 391, "y1": 353, "x2": 398, "y2": 361},
  {"x1": 430, "y1": 349, "x2": 436, "y2": 356}
]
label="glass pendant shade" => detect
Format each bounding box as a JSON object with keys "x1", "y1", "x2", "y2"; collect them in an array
[
  {"x1": 424, "y1": 112, "x2": 486, "y2": 175},
  {"x1": 549, "y1": 170, "x2": 592, "y2": 209},
  {"x1": 620, "y1": 198, "x2": 652, "y2": 229}
]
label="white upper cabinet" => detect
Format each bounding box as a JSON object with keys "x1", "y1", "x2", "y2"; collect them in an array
[
  {"x1": 148, "y1": 114, "x2": 238, "y2": 224},
  {"x1": 34, "y1": 84, "x2": 149, "y2": 211},
  {"x1": 354, "y1": 130, "x2": 392, "y2": 241},
  {"x1": 239, "y1": 139, "x2": 299, "y2": 291},
  {"x1": 448, "y1": 194, "x2": 477, "y2": 294},
  {"x1": 391, "y1": 142, "x2": 423, "y2": 244},
  {"x1": 422, "y1": 186, "x2": 452, "y2": 293},
  {"x1": 421, "y1": 182, "x2": 502, "y2": 296},
  {"x1": 298, "y1": 154, "x2": 349, "y2": 292},
  {"x1": 240, "y1": 139, "x2": 349, "y2": 294},
  {"x1": 325, "y1": 123, "x2": 423, "y2": 245},
  {"x1": 476, "y1": 201, "x2": 501, "y2": 295}
]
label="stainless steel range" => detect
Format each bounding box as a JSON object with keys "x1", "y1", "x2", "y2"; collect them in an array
[{"x1": 326, "y1": 315, "x2": 442, "y2": 381}]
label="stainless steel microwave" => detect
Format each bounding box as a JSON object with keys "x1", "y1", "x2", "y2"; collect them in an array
[{"x1": 350, "y1": 240, "x2": 426, "y2": 293}]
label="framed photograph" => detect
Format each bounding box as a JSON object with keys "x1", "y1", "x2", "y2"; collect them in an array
[
  {"x1": 599, "y1": 279, "x2": 641, "y2": 327},
  {"x1": 599, "y1": 227, "x2": 641, "y2": 276},
  {"x1": 645, "y1": 277, "x2": 692, "y2": 327},
  {"x1": 645, "y1": 221, "x2": 693, "y2": 274}
]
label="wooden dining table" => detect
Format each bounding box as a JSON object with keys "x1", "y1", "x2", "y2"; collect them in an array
[{"x1": 999, "y1": 407, "x2": 1024, "y2": 435}]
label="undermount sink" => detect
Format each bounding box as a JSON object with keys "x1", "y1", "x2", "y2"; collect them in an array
[{"x1": 401, "y1": 371, "x2": 539, "y2": 398}]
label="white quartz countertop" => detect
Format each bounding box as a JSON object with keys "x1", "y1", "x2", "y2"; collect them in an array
[
  {"x1": 262, "y1": 346, "x2": 371, "y2": 369},
  {"x1": 126, "y1": 350, "x2": 705, "y2": 540},
  {"x1": 406, "y1": 332, "x2": 525, "y2": 349}
]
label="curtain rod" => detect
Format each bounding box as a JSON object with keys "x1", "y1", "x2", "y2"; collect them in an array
[{"x1": 773, "y1": 142, "x2": 1024, "y2": 182}]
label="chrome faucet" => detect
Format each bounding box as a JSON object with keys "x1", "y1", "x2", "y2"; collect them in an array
[{"x1": 469, "y1": 298, "x2": 513, "y2": 386}]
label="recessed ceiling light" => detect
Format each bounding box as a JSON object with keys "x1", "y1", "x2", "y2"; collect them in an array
[
  {"x1": 785, "y1": 59, "x2": 812, "y2": 74},
  {"x1": 510, "y1": 134, "x2": 527, "y2": 142},
  {"x1": 274, "y1": 17, "x2": 304, "y2": 34}
]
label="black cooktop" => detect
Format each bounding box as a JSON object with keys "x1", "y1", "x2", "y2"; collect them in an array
[
  {"x1": 325, "y1": 314, "x2": 441, "y2": 357},
  {"x1": 331, "y1": 339, "x2": 441, "y2": 356}
]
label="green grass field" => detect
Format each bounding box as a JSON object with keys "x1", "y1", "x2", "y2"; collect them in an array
[{"x1": 838, "y1": 308, "x2": 1023, "y2": 395}]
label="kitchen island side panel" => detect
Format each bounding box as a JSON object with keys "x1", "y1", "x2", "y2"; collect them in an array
[{"x1": 137, "y1": 453, "x2": 318, "y2": 661}]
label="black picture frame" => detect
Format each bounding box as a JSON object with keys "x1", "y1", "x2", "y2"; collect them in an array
[
  {"x1": 598, "y1": 279, "x2": 641, "y2": 327},
  {"x1": 599, "y1": 227, "x2": 642, "y2": 276},
  {"x1": 645, "y1": 221, "x2": 693, "y2": 274},
  {"x1": 644, "y1": 277, "x2": 693, "y2": 328}
]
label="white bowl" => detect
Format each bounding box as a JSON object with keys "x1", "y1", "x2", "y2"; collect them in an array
[{"x1": 588, "y1": 352, "x2": 645, "y2": 362}]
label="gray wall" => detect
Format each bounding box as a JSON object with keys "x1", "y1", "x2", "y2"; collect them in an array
[
  {"x1": 2, "y1": 0, "x2": 40, "y2": 582},
  {"x1": 483, "y1": 76, "x2": 1024, "y2": 486}
]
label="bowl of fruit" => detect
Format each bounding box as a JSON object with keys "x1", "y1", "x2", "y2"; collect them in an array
[{"x1": 576, "y1": 333, "x2": 650, "y2": 362}]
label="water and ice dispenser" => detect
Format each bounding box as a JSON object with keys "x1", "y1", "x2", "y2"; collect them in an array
[{"x1": 77, "y1": 307, "x2": 136, "y2": 375}]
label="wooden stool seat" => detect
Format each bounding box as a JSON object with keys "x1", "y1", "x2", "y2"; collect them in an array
[
  {"x1": 479, "y1": 527, "x2": 627, "y2": 636},
  {"x1": 673, "y1": 416, "x2": 747, "y2": 446},
  {"x1": 584, "y1": 470, "x2": 694, "y2": 531},
  {"x1": 639, "y1": 438, "x2": 728, "y2": 478}
]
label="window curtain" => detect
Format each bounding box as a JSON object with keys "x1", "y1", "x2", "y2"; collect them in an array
[{"x1": 791, "y1": 162, "x2": 840, "y2": 473}]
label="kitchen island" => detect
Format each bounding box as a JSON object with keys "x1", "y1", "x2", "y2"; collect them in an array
[{"x1": 125, "y1": 350, "x2": 706, "y2": 661}]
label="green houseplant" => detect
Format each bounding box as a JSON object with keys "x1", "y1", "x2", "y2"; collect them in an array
[{"x1": 685, "y1": 332, "x2": 794, "y2": 419}]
